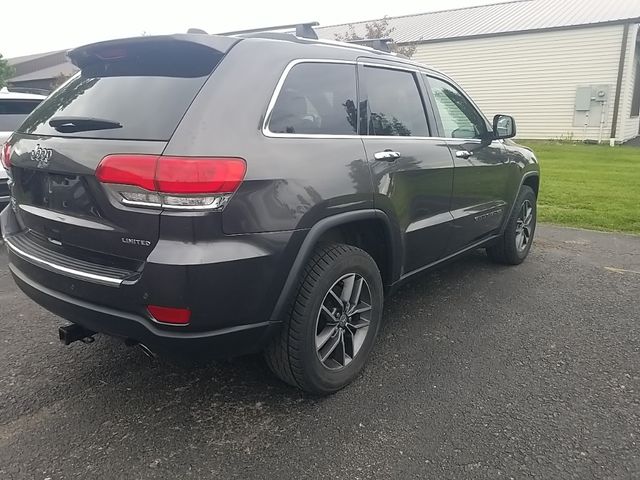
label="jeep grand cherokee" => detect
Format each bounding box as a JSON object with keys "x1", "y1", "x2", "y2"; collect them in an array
[{"x1": 1, "y1": 28, "x2": 540, "y2": 394}]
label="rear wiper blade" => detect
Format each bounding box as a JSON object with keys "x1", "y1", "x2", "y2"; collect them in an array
[{"x1": 49, "y1": 116, "x2": 123, "y2": 133}]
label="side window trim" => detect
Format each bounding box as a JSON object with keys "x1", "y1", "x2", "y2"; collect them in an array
[
  {"x1": 262, "y1": 59, "x2": 360, "y2": 138},
  {"x1": 357, "y1": 61, "x2": 433, "y2": 138},
  {"x1": 423, "y1": 74, "x2": 492, "y2": 141},
  {"x1": 420, "y1": 73, "x2": 446, "y2": 138}
]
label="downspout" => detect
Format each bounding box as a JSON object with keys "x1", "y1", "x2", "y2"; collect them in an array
[{"x1": 610, "y1": 23, "x2": 630, "y2": 146}]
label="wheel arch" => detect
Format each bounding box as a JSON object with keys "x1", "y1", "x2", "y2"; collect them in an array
[
  {"x1": 269, "y1": 209, "x2": 401, "y2": 322},
  {"x1": 522, "y1": 174, "x2": 540, "y2": 197},
  {"x1": 500, "y1": 171, "x2": 540, "y2": 234}
]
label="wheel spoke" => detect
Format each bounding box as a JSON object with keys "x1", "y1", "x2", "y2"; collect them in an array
[
  {"x1": 316, "y1": 325, "x2": 338, "y2": 350},
  {"x1": 333, "y1": 330, "x2": 346, "y2": 366},
  {"x1": 347, "y1": 316, "x2": 370, "y2": 330},
  {"x1": 320, "y1": 305, "x2": 338, "y2": 322},
  {"x1": 319, "y1": 331, "x2": 341, "y2": 362},
  {"x1": 350, "y1": 303, "x2": 372, "y2": 316},
  {"x1": 328, "y1": 288, "x2": 343, "y2": 308},
  {"x1": 343, "y1": 327, "x2": 354, "y2": 359},
  {"x1": 340, "y1": 274, "x2": 356, "y2": 304},
  {"x1": 525, "y1": 206, "x2": 533, "y2": 225},
  {"x1": 350, "y1": 277, "x2": 364, "y2": 306},
  {"x1": 351, "y1": 328, "x2": 367, "y2": 358}
]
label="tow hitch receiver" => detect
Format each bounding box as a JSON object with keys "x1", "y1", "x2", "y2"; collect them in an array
[{"x1": 59, "y1": 324, "x2": 96, "y2": 345}]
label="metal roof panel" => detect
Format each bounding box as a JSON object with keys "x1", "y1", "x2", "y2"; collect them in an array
[{"x1": 317, "y1": 0, "x2": 640, "y2": 44}]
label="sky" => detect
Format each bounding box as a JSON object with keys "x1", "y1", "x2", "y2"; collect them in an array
[{"x1": 1, "y1": 0, "x2": 515, "y2": 58}]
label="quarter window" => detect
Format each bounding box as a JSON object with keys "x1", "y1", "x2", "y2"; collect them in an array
[
  {"x1": 426, "y1": 76, "x2": 487, "y2": 139},
  {"x1": 268, "y1": 63, "x2": 358, "y2": 135},
  {"x1": 363, "y1": 67, "x2": 429, "y2": 137}
]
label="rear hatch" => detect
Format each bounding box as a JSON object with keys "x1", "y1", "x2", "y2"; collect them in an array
[{"x1": 7, "y1": 35, "x2": 237, "y2": 267}]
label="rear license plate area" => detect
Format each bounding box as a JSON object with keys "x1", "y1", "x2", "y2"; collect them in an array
[{"x1": 14, "y1": 169, "x2": 100, "y2": 217}]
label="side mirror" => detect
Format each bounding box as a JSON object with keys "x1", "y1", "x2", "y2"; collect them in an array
[{"x1": 492, "y1": 114, "x2": 516, "y2": 139}]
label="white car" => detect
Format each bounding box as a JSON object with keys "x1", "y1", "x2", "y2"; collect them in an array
[{"x1": 0, "y1": 88, "x2": 46, "y2": 208}]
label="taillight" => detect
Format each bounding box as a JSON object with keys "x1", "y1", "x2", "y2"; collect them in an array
[
  {"x1": 96, "y1": 155, "x2": 246, "y2": 210},
  {"x1": 0, "y1": 143, "x2": 11, "y2": 170},
  {"x1": 147, "y1": 305, "x2": 191, "y2": 325}
]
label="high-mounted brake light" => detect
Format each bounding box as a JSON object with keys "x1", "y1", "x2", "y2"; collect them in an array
[
  {"x1": 0, "y1": 143, "x2": 11, "y2": 170},
  {"x1": 96, "y1": 155, "x2": 246, "y2": 210},
  {"x1": 147, "y1": 305, "x2": 191, "y2": 325},
  {"x1": 94, "y1": 48, "x2": 127, "y2": 61}
]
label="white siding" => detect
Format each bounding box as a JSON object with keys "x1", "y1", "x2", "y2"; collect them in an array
[
  {"x1": 413, "y1": 25, "x2": 633, "y2": 141},
  {"x1": 619, "y1": 24, "x2": 639, "y2": 141}
]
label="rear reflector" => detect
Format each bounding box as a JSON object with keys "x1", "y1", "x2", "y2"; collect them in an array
[
  {"x1": 0, "y1": 143, "x2": 11, "y2": 169},
  {"x1": 147, "y1": 305, "x2": 191, "y2": 325},
  {"x1": 96, "y1": 155, "x2": 246, "y2": 210}
]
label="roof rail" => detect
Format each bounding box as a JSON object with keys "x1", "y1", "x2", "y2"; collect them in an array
[
  {"x1": 217, "y1": 21, "x2": 319, "y2": 40},
  {"x1": 345, "y1": 37, "x2": 393, "y2": 53}
]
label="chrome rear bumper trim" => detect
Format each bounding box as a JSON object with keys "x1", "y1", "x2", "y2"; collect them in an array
[{"x1": 4, "y1": 236, "x2": 123, "y2": 287}]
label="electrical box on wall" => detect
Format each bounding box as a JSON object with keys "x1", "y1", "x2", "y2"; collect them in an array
[
  {"x1": 573, "y1": 85, "x2": 611, "y2": 130},
  {"x1": 575, "y1": 87, "x2": 592, "y2": 111}
]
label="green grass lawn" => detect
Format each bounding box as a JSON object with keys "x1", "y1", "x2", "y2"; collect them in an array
[{"x1": 521, "y1": 140, "x2": 640, "y2": 234}]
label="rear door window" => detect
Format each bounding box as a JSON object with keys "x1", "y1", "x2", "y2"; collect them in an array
[
  {"x1": 362, "y1": 66, "x2": 429, "y2": 137},
  {"x1": 18, "y1": 40, "x2": 224, "y2": 141},
  {"x1": 268, "y1": 62, "x2": 358, "y2": 135}
]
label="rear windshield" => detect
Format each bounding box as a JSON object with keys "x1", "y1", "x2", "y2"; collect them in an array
[
  {"x1": 18, "y1": 41, "x2": 223, "y2": 141},
  {"x1": 0, "y1": 100, "x2": 42, "y2": 132}
]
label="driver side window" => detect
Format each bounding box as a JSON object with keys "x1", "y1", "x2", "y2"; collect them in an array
[{"x1": 426, "y1": 76, "x2": 487, "y2": 139}]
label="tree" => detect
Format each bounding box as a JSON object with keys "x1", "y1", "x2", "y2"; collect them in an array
[
  {"x1": 0, "y1": 53, "x2": 15, "y2": 88},
  {"x1": 51, "y1": 73, "x2": 73, "y2": 90},
  {"x1": 334, "y1": 17, "x2": 417, "y2": 58}
]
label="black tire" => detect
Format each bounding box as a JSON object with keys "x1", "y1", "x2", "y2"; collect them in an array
[
  {"x1": 487, "y1": 185, "x2": 537, "y2": 265},
  {"x1": 264, "y1": 243, "x2": 383, "y2": 395}
]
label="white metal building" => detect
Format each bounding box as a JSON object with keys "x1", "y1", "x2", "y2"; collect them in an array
[{"x1": 319, "y1": 0, "x2": 640, "y2": 143}]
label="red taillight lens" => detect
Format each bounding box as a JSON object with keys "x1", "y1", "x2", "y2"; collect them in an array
[
  {"x1": 96, "y1": 155, "x2": 246, "y2": 194},
  {"x1": 96, "y1": 154, "x2": 156, "y2": 191},
  {"x1": 96, "y1": 155, "x2": 246, "y2": 210},
  {"x1": 147, "y1": 305, "x2": 191, "y2": 325},
  {"x1": 155, "y1": 157, "x2": 246, "y2": 194},
  {"x1": 0, "y1": 143, "x2": 11, "y2": 169}
]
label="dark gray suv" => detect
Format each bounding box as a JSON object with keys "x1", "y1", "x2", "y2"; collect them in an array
[{"x1": 0, "y1": 28, "x2": 539, "y2": 394}]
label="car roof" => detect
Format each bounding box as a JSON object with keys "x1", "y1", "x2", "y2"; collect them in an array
[
  {"x1": 0, "y1": 88, "x2": 46, "y2": 101},
  {"x1": 232, "y1": 32, "x2": 448, "y2": 77}
]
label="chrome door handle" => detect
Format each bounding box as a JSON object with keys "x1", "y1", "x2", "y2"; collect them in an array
[
  {"x1": 455, "y1": 150, "x2": 473, "y2": 159},
  {"x1": 374, "y1": 150, "x2": 401, "y2": 161}
]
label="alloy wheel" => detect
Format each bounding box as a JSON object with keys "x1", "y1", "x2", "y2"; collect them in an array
[
  {"x1": 515, "y1": 199, "x2": 534, "y2": 252},
  {"x1": 314, "y1": 273, "x2": 373, "y2": 370}
]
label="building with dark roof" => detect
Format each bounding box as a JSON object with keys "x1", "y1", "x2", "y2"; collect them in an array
[{"x1": 7, "y1": 49, "x2": 78, "y2": 94}]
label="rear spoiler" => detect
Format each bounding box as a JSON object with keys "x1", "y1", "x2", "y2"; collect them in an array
[{"x1": 68, "y1": 34, "x2": 240, "y2": 69}]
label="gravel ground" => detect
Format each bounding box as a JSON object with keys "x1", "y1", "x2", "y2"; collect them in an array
[{"x1": 0, "y1": 225, "x2": 638, "y2": 479}]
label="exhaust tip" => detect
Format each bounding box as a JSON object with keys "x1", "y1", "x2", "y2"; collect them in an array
[{"x1": 138, "y1": 343, "x2": 156, "y2": 359}]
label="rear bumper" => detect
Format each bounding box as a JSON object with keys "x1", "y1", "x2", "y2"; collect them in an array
[
  {"x1": 10, "y1": 263, "x2": 279, "y2": 356},
  {"x1": 1, "y1": 205, "x2": 303, "y2": 356}
]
